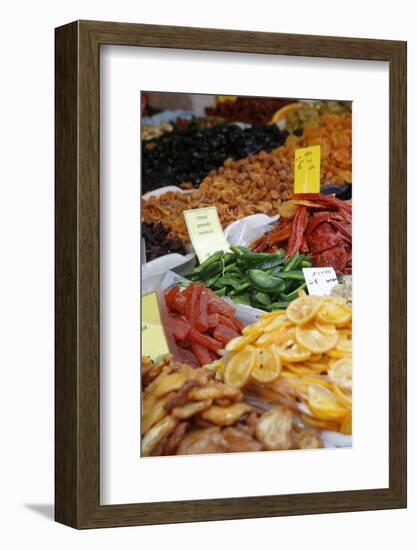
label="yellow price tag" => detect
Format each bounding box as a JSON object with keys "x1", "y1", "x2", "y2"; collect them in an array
[
  {"x1": 141, "y1": 292, "x2": 170, "y2": 360},
  {"x1": 183, "y1": 206, "x2": 230, "y2": 263},
  {"x1": 294, "y1": 145, "x2": 321, "y2": 193}
]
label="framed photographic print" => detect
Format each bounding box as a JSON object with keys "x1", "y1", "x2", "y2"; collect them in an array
[{"x1": 55, "y1": 20, "x2": 407, "y2": 529}]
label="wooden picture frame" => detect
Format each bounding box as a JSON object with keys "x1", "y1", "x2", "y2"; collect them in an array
[{"x1": 55, "y1": 20, "x2": 407, "y2": 529}]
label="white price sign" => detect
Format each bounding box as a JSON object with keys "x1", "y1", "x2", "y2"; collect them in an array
[{"x1": 302, "y1": 267, "x2": 339, "y2": 296}]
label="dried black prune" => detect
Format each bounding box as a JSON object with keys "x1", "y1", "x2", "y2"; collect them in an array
[{"x1": 142, "y1": 222, "x2": 187, "y2": 261}]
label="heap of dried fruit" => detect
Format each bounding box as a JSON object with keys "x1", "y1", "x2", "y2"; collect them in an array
[
  {"x1": 279, "y1": 112, "x2": 352, "y2": 185},
  {"x1": 251, "y1": 194, "x2": 352, "y2": 274},
  {"x1": 206, "y1": 96, "x2": 295, "y2": 125},
  {"x1": 141, "y1": 354, "x2": 323, "y2": 456},
  {"x1": 213, "y1": 292, "x2": 352, "y2": 434},
  {"x1": 141, "y1": 123, "x2": 288, "y2": 194},
  {"x1": 142, "y1": 149, "x2": 295, "y2": 241},
  {"x1": 282, "y1": 101, "x2": 352, "y2": 134},
  {"x1": 142, "y1": 222, "x2": 187, "y2": 261},
  {"x1": 165, "y1": 283, "x2": 244, "y2": 367}
]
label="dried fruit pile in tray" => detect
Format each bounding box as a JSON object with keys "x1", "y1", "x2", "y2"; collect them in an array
[
  {"x1": 214, "y1": 292, "x2": 352, "y2": 435},
  {"x1": 252, "y1": 194, "x2": 352, "y2": 274},
  {"x1": 284, "y1": 101, "x2": 351, "y2": 133},
  {"x1": 142, "y1": 148, "x2": 295, "y2": 242},
  {"x1": 141, "y1": 354, "x2": 323, "y2": 456},
  {"x1": 281, "y1": 112, "x2": 352, "y2": 185},
  {"x1": 142, "y1": 221, "x2": 187, "y2": 261},
  {"x1": 141, "y1": 123, "x2": 288, "y2": 194},
  {"x1": 141, "y1": 113, "x2": 352, "y2": 241},
  {"x1": 186, "y1": 247, "x2": 312, "y2": 311},
  {"x1": 205, "y1": 96, "x2": 295, "y2": 125},
  {"x1": 165, "y1": 283, "x2": 244, "y2": 367}
]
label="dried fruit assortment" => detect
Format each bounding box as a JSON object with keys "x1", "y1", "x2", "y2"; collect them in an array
[
  {"x1": 141, "y1": 95, "x2": 354, "y2": 457},
  {"x1": 141, "y1": 113, "x2": 352, "y2": 241},
  {"x1": 165, "y1": 283, "x2": 244, "y2": 367},
  {"x1": 186, "y1": 247, "x2": 313, "y2": 311},
  {"x1": 251, "y1": 194, "x2": 352, "y2": 274},
  {"x1": 142, "y1": 123, "x2": 288, "y2": 194},
  {"x1": 141, "y1": 354, "x2": 324, "y2": 456}
]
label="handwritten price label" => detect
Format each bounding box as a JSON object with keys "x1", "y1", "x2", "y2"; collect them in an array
[
  {"x1": 294, "y1": 145, "x2": 321, "y2": 193},
  {"x1": 184, "y1": 206, "x2": 230, "y2": 263},
  {"x1": 141, "y1": 292, "x2": 170, "y2": 360},
  {"x1": 302, "y1": 267, "x2": 339, "y2": 296}
]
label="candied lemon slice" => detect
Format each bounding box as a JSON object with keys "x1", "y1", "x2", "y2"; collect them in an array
[
  {"x1": 295, "y1": 325, "x2": 338, "y2": 354},
  {"x1": 262, "y1": 315, "x2": 290, "y2": 333},
  {"x1": 224, "y1": 345, "x2": 257, "y2": 388},
  {"x1": 340, "y1": 412, "x2": 352, "y2": 435},
  {"x1": 335, "y1": 330, "x2": 352, "y2": 353},
  {"x1": 307, "y1": 384, "x2": 349, "y2": 421},
  {"x1": 314, "y1": 320, "x2": 337, "y2": 335},
  {"x1": 328, "y1": 357, "x2": 352, "y2": 390},
  {"x1": 286, "y1": 295, "x2": 323, "y2": 325},
  {"x1": 256, "y1": 326, "x2": 295, "y2": 347},
  {"x1": 252, "y1": 344, "x2": 282, "y2": 384},
  {"x1": 242, "y1": 319, "x2": 269, "y2": 336},
  {"x1": 316, "y1": 302, "x2": 352, "y2": 326},
  {"x1": 226, "y1": 332, "x2": 258, "y2": 353},
  {"x1": 278, "y1": 339, "x2": 311, "y2": 363}
]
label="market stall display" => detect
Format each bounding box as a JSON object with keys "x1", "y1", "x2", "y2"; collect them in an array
[{"x1": 140, "y1": 92, "x2": 354, "y2": 457}]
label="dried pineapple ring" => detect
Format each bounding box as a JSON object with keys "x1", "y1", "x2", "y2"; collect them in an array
[
  {"x1": 286, "y1": 295, "x2": 323, "y2": 325},
  {"x1": 316, "y1": 302, "x2": 352, "y2": 326},
  {"x1": 225, "y1": 332, "x2": 258, "y2": 353},
  {"x1": 295, "y1": 325, "x2": 338, "y2": 354},
  {"x1": 307, "y1": 384, "x2": 349, "y2": 421},
  {"x1": 328, "y1": 357, "x2": 352, "y2": 390},
  {"x1": 278, "y1": 338, "x2": 311, "y2": 363},
  {"x1": 252, "y1": 344, "x2": 282, "y2": 384},
  {"x1": 335, "y1": 330, "x2": 352, "y2": 353},
  {"x1": 224, "y1": 345, "x2": 257, "y2": 388},
  {"x1": 314, "y1": 320, "x2": 337, "y2": 335}
]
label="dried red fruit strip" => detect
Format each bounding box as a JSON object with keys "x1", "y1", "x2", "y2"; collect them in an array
[
  {"x1": 207, "y1": 313, "x2": 220, "y2": 328},
  {"x1": 196, "y1": 289, "x2": 209, "y2": 332},
  {"x1": 188, "y1": 328, "x2": 222, "y2": 352},
  {"x1": 213, "y1": 324, "x2": 240, "y2": 344},
  {"x1": 170, "y1": 315, "x2": 190, "y2": 341},
  {"x1": 187, "y1": 283, "x2": 202, "y2": 328},
  {"x1": 189, "y1": 340, "x2": 212, "y2": 366},
  {"x1": 305, "y1": 212, "x2": 331, "y2": 237},
  {"x1": 231, "y1": 316, "x2": 244, "y2": 333},
  {"x1": 286, "y1": 206, "x2": 308, "y2": 258}
]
